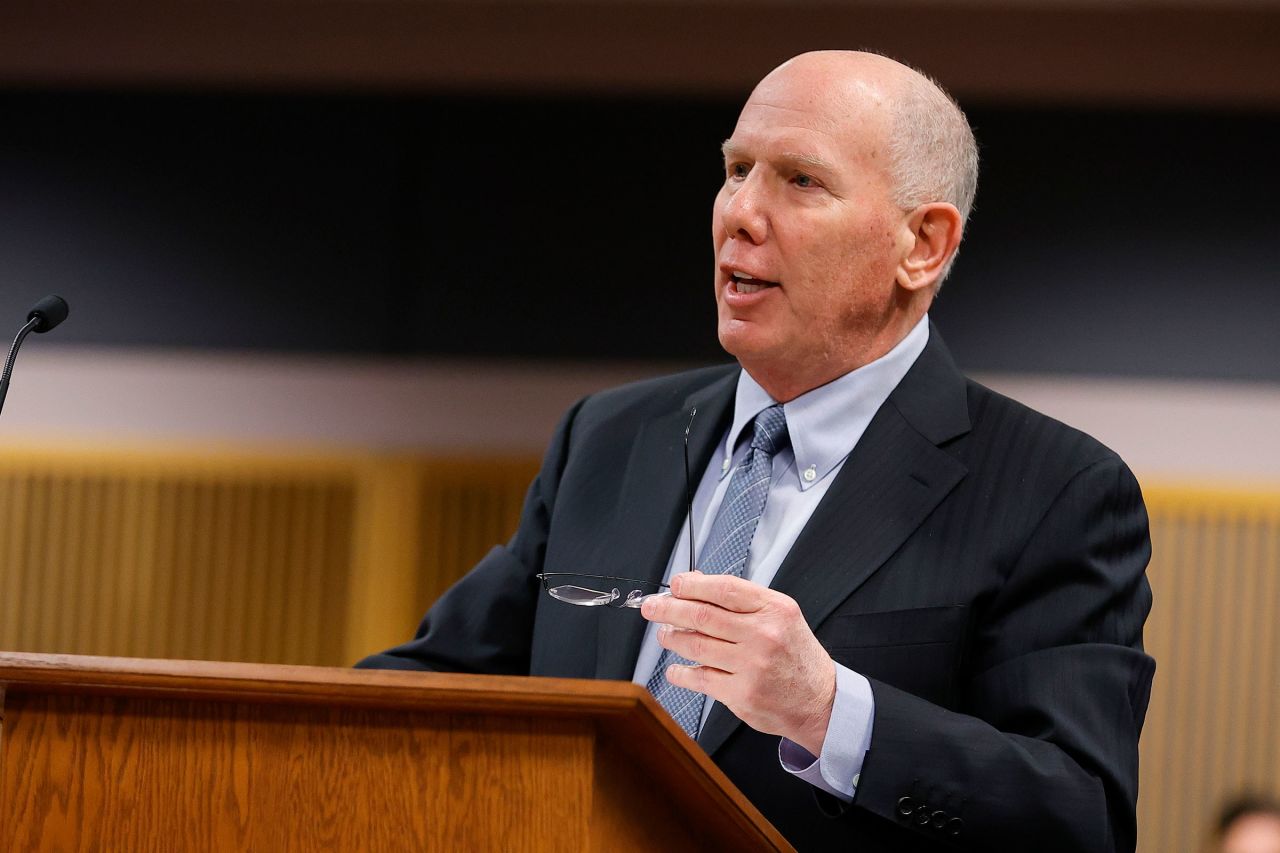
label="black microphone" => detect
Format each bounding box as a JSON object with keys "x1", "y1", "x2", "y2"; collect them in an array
[
  {"x1": 0, "y1": 294, "x2": 71, "y2": 417},
  {"x1": 28, "y1": 294, "x2": 70, "y2": 333}
]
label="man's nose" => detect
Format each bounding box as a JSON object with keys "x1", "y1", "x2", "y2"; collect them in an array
[{"x1": 720, "y1": 175, "x2": 768, "y2": 245}]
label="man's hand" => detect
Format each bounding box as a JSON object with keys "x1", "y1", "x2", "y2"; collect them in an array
[{"x1": 640, "y1": 571, "x2": 836, "y2": 755}]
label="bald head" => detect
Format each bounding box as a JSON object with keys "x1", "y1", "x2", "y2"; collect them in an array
[
  {"x1": 713, "y1": 50, "x2": 974, "y2": 397},
  {"x1": 756, "y1": 51, "x2": 978, "y2": 230}
]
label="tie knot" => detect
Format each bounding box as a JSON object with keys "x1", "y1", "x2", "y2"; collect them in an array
[{"x1": 751, "y1": 405, "x2": 789, "y2": 455}]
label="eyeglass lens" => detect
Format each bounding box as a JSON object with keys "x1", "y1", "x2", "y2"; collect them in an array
[{"x1": 546, "y1": 583, "x2": 670, "y2": 608}]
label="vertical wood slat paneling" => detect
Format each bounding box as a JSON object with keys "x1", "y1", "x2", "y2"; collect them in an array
[
  {"x1": 0, "y1": 451, "x2": 356, "y2": 668},
  {"x1": 1138, "y1": 488, "x2": 1280, "y2": 853},
  {"x1": 0, "y1": 448, "x2": 530, "y2": 669},
  {"x1": 414, "y1": 458, "x2": 541, "y2": 622}
]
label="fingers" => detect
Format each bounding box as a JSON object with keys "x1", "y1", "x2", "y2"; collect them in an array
[
  {"x1": 663, "y1": 660, "x2": 732, "y2": 697},
  {"x1": 673, "y1": 571, "x2": 769, "y2": 613},
  {"x1": 640, "y1": 572, "x2": 772, "y2": 640},
  {"x1": 644, "y1": 594, "x2": 741, "y2": 640},
  {"x1": 656, "y1": 623, "x2": 741, "y2": 673},
  {"x1": 643, "y1": 576, "x2": 836, "y2": 748}
]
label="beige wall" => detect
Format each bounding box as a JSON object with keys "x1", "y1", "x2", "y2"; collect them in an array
[{"x1": 8, "y1": 346, "x2": 1280, "y2": 484}]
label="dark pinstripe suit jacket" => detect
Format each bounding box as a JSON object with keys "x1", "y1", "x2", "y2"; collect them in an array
[{"x1": 359, "y1": 326, "x2": 1155, "y2": 853}]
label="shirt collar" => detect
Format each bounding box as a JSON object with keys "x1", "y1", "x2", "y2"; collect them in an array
[{"x1": 723, "y1": 315, "x2": 931, "y2": 490}]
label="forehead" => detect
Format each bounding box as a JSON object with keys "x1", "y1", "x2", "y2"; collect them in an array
[{"x1": 726, "y1": 73, "x2": 892, "y2": 167}]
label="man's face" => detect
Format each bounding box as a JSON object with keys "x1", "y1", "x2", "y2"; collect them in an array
[
  {"x1": 713, "y1": 62, "x2": 912, "y2": 394},
  {"x1": 1223, "y1": 814, "x2": 1280, "y2": 853}
]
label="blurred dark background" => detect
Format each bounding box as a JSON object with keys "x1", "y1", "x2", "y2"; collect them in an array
[{"x1": 4, "y1": 91, "x2": 1278, "y2": 380}]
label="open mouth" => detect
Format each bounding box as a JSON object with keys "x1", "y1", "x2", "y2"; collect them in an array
[{"x1": 729, "y1": 271, "x2": 780, "y2": 294}]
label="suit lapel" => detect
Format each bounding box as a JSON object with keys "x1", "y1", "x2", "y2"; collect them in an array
[
  {"x1": 698, "y1": 327, "x2": 972, "y2": 756},
  {"x1": 594, "y1": 369, "x2": 738, "y2": 680}
]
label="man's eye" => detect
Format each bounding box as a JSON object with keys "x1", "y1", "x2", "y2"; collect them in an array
[
  {"x1": 794, "y1": 174, "x2": 815, "y2": 188},
  {"x1": 729, "y1": 163, "x2": 750, "y2": 179}
]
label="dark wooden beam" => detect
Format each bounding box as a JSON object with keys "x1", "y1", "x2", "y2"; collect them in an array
[{"x1": 1, "y1": 2, "x2": 1277, "y2": 105}]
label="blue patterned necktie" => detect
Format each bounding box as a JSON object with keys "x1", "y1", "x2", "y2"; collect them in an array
[{"x1": 647, "y1": 404, "x2": 789, "y2": 737}]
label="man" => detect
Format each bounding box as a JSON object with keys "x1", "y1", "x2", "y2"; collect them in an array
[
  {"x1": 359, "y1": 51, "x2": 1154, "y2": 852},
  {"x1": 1215, "y1": 796, "x2": 1280, "y2": 853}
]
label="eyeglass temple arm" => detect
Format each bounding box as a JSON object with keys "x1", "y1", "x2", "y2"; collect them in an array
[
  {"x1": 684, "y1": 407, "x2": 697, "y2": 574},
  {"x1": 537, "y1": 572, "x2": 670, "y2": 588}
]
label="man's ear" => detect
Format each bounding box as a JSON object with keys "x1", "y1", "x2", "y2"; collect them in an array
[{"x1": 895, "y1": 203, "x2": 964, "y2": 293}]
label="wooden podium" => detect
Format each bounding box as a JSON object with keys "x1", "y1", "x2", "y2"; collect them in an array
[{"x1": 0, "y1": 653, "x2": 792, "y2": 851}]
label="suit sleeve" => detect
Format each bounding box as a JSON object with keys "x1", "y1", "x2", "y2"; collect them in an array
[
  {"x1": 849, "y1": 455, "x2": 1155, "y2": 852},
  {"x1": 353, "y1": 397, "x2": 584, "y2": 673}
]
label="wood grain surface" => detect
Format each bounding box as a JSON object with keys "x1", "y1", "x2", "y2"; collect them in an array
[{"x1": 0, "y1": 653, "x2": 793, "y2": 852}]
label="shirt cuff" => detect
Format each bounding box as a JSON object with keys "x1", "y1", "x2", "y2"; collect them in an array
[{"x1": 777, "y1": 663, "x2": 874, "y2": 802}]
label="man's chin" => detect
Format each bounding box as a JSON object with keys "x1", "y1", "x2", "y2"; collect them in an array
[
  {"x1": 718, "y1": 327, "x2": 787, "y2": 371},
  {"x1": 719, "y1": 315, "x2": 775, "y2": 344},
  {"x1": 717, "y1": 326, "x2": 768, "y2": 362}
]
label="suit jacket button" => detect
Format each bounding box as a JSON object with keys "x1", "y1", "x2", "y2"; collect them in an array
[
  {"x1": 897, "y1": 796, "x2": 917, "y2": 817},
  {"x1": 947, "y1": 817, "x2": 965, "y2": 836},
  {"x1": 914, "y1": 804, "x2": 932, "y2": 825},
  {"x1": 930, "y1": 810, "x2": 949, "y2": 829}
]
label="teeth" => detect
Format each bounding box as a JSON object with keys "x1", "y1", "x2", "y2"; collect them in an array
[
  {"x1": 734, "y1": 271, "x2": 755, "y2": 280},
  {"x1": 738, "y1": 282, "x2": 766, "y2": 294}
]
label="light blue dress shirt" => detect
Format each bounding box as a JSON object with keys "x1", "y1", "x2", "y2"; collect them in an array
[{"x1": 631, "y1": 315, "x2": 930, "y2": 801}]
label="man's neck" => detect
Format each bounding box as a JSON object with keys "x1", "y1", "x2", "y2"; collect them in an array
[{"x1": 743, "y1": 316, "x2": 928, "y2": 403}]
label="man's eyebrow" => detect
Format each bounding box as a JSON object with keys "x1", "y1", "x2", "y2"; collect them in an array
[
  {"x1": 720, "y1": 140, "x2": 834, "y2": 173},
  {"x1": 778, "y1": 151, "x2": 836, "y2": 173}
]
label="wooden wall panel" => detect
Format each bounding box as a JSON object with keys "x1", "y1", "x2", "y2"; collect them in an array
[
  {"x1": 1138, "y1": 487, "x2": 1280, "y2": 853},
  {"x1": 415, "y1": 457, "x2": 541, "y2": 618},
  {"x1": 0, "y1": 452, "x2": 356, "y2": 667},
  {"x1": 340, "y1": 455, "x2": 539, "y2": 664}
]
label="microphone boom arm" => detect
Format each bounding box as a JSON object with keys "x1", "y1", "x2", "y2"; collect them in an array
[
  {"x1": 0, "y1": 315, "x2": 42, "y2": 416},
  {"x1": 0, "y1": 294, "x2": 70, "y2": 419}
]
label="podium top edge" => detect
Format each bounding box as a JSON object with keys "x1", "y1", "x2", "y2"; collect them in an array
[{"x1": 0, "y1": 651, "x2": 645, "y2": 714}]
